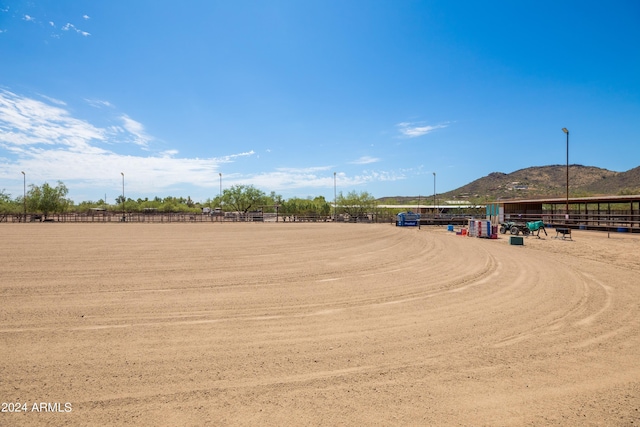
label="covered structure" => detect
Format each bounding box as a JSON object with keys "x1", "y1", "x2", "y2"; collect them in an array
[{"x1": 495, "y1": 195, "x2": 640, "y2": 233}]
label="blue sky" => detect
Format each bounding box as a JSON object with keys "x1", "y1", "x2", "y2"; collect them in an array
[{"x1": 1, "y1": 1, "x2": 639, "y2": 204}]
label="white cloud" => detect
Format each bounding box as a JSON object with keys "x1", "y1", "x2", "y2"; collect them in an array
[
  {"x1": 234, "y1": 166, "x2": 403, "y2": 195},
  {"x1": 85, "y1": 98, "x2": 114, "y2": 108},
  {"x1": 23, "y1": 15, "x2": 35, "y2": 22},
  {"x1": 0, "y1": 90, "x2": 409, "y2": 202},
  {"x1": 350, "y1": 156, "x2": 380, "y2": 165},
  {"x1": 0, "y1": 90, "x2": 252, "y2": 200},
  {"x1": 160, "y1": 149, "x2": 179, "y2": 158},
  {"x1": 0, "y1": 89, "x2": 105, "y2": 150},
  {"x1": 219, "y1": 151, "x2": 255, "y2": 162},
  {"x1": 397, "y1": 121, "x2": 448, "y2": 138},
  {"x1": 241, "y1": 168, "x2": 335, "y2": 191},
  {"x1": 62, "y1": 23, "x2": 90, "y2": 36},
  {"x1": 354, "y1": 170, "x2": 403, "y2": 183},
  {"x1": 276, "y1": 166, "x2": 332, "y2": 174},
  {"x1": 83, "y1": 15, "x2": 90, "y2": 20},
  {"x1": 39, "y1": 94, "x2": 66, "y2": 106},
  {"x1": 120, "y1": 114, "x2": 151, "y2": 147}
]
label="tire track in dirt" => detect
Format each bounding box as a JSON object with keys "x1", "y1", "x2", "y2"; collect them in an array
[{"x1": 0, "y1": 229, "x2": 500, "y2": 333}]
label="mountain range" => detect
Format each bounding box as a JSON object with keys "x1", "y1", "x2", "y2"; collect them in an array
[{"x1": 379, "y1": 165, "x2": 640, "y2": 205}]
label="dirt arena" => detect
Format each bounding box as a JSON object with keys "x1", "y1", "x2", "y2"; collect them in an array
[{"x1": 1, "y1": 223, "x2": 639, "y2": 426}]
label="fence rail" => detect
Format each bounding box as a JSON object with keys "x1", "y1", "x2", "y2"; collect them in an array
[
  {"x1": 503, "y1": 211, "x2": 640, "y2": 233},
  {"x1": 3, "y1": 210, "x2": 638, "y2": 232},
  {"x1": 0, "y1": 212, "x2": 397, "y2": 224}
]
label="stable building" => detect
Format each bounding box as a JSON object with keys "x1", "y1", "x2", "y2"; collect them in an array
[{"x1": 490, "y1": 195, "x2": 640, "y2": 233}]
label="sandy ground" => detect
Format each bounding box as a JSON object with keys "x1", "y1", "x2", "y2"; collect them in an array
[{"x1": 1, "y1": 223, "x2": 639, "y2": 426}]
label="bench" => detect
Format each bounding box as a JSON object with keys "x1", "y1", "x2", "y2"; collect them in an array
[{"x1": 555, "y1": 227, "x2": 572, "y2": 240}]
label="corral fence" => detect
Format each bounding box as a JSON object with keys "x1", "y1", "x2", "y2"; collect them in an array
[
  {"x1": 503, "y1": 211, "x2": 640, "y2": 233},
  {"x1": 1, "y1": 211, "x2": 397, "y2": 224},
  {"x1": 8, "y1": 210, "x2": 635, "y2": 231}
]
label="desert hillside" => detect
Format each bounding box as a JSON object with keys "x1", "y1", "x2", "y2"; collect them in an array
[{"x1": 380, "y1": 164, "x2": 640, "y2": 204}]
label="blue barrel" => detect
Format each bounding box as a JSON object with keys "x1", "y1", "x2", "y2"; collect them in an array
[
  {"x1": 447, "y1": 224, "x2": 454, "y2": 232},
  {"x1": 617, "y1": 227, "x2": 628, "y2": 232}
]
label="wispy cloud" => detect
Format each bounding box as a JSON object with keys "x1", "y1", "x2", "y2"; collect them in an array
[
  {"x1": 62, "y1": 22, "x2": 90, "y2": 37},
  {"x1": 219, "y1": 151, "x2": 255, "y2": 162},
  {"x1": 397, "y1": 121, "x2": 448, "y2": 138},
  {"x1": 242, "y1": 167, "x2": 336, "y2": 191},
  {"x1": 0, "y1": 90, "x2": 105, "y2": 150},
  {"x1": 276, "y1": 166, "x2": 332, "y2": 174},
  {"x1": 85, "y1": 98, "x2": 114, "y2": 108},
  {"x1": 235, "y1": 166, "x2": 403, "y2": 195},
  {"x1": 39, "y1": 94, "x2": 66, "y2": 106},
  {"x1": 0, "y1": 90, "x2": 251, "y2": 199},
  {"x1": 0, "y1": 90, "x2": 410, "y2": 201},
  {"x1": 120, "y1": 115, "x2": 151, "y2": 147},
  {"x1": 349, "y1": 156, "x2": 380, "y2": 165},
  {"x1": 345, "y1": 169, "x2": 405, "y2": 185},
  {"x1": 160, "y1": 149, "x2": 179, "y2": 158},
  {"x1": 9, "y1": 9, "x2": 91, "y2": 38}
]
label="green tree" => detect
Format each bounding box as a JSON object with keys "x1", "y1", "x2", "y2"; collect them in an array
[
  {"x1": 26, "y1": 181, "x2": 71, "y2": 218},
  {"x1": 261, "y1": 191, "x2": 284, "y2": 213},
  {"x1": 279, "y1": 196, "x2": 331, "y2": 217},
  {"x1": 0, "y1": 189, "x2": 21, "y2": 214},
  {"x1": 220, "y1": 185, "x2": 265, "y2": 213},
  {"x1": 619, "y1": 187, "x2": 640, "y2": 196},
  {"x1": 336, "y1": 190, "x2": 376, "y2": 219},
  {"x1": 75, "y1": 200, "x2": 107, "y2": 212},
  {"x1": 312, "y1": 196, "x2": 331, "y2": 216},
  {"x1": 139, "y1": 197, "x2": 162, "y2": 211}
]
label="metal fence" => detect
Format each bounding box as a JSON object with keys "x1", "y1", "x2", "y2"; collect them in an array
[
  {"x1": 503, "y1": 211, "x2": 640, "y2": 233},
  {"x1": 1, "y1": 211, "x2": 396, "y2": 224},
  {"x1": 6, "y1": 210, "x2": 635, "y2": 232}
]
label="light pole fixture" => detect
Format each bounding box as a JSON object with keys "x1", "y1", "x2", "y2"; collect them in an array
[
  {"x1": 21, "y1": 171, "x2": 26, "y2": 220},
  {"x1": 562, "y1": 128, "x2": 569, "y2": 221},
  {"x1": 121, "y1": 172, "x2": 125, "y2": 222}
]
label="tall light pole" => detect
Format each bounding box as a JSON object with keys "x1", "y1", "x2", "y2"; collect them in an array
[
  {"x1": 333, "y1": 172, "x2": 337, "y2": 221},
  {"x1": 121, "y1": 172, "x2": 125, "y2": 222},
  {"x1": 562, "y1": 128, "x2": 569, "y2": 221},
  {"x1": 21, "y1": 171, "x2": 26, "y2": 220},
  {"x1": 433, "y1": 172, "x2": 436, "y2": 216}
]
